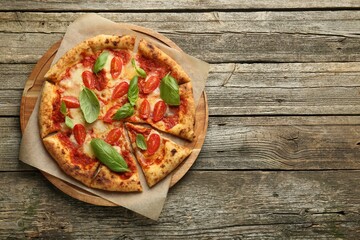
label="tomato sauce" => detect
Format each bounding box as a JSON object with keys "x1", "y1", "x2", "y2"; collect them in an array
[
  {"x1": 112, "y1": 49, "x2": 131, "y2": 65},
  {"x1": 58, "y1": 133, "x2": 97, "y2": 168},
  {"x1": 52, "y1": 91, "x2": 65, "y2": 128},
  {"x1": 136, "y1": 55, "x2": 170, "y2": 79},
  {"x1": 119, "y1": 151, "x2": 135, "y2": 179}
]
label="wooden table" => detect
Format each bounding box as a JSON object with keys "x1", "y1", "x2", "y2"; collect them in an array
[{"x1": 1, "y1": 1, "x2": 360, "y2": 239}]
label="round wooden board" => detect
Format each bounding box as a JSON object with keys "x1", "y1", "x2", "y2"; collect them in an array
[{"x1": 20, "y1": 25, "x2": 208, "y2": 206}]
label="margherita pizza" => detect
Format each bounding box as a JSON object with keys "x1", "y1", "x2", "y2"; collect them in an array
[{"x1": 39, "y1": 34, "x2": 195, "y2": 192}]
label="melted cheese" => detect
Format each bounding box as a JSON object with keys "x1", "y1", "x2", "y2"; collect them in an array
[
  {"x1": 69, "y1": 108, "x2": 85, "y2": 125},
  {"x1": 59, "y1": 64, "x2": 90, "y2": 97},
  {"x1": 82, "y1": 134, "x2": 95, "y2": 158}
]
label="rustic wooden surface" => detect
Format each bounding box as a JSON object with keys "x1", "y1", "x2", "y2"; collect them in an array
[{"x1": 1, "y1": 1, "x2": 360, "y2": 239}]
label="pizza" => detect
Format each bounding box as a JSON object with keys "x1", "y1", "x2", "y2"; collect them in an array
[{"x1": 39, "y1": 34, "x2": 195, "y2": 192}]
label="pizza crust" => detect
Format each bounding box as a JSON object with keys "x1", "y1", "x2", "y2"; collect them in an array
[
  {"x1": 90, "y1": 165, "x2": 142, "y2": 192},
  {"x1": 143, "y1": 140, "x2": 192, "y2": 187},
  {"x1": 42, "y1": 133, "x2": 100, "y2": 187},
  {"x1": 39, "y1": 81, "x2": 59, "y2": 138},
  {"x1": 125, "y1": 123, "x2": 192, "y2": 187},
  {"x1": 45, "y1": 35, "x2": 136, "y2": 83},
  {"x1": 138, "y1": 39, "x2": 191, "y2": 84}
]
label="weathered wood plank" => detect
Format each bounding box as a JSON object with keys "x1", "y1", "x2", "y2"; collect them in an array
[
  {"x1": 3, "y1": 62, "x2": 360, "y2": 116},
  {"x1": 0, "y1": 171, "x2": 359, "y2": 239},
  {"x1": 1, "y1": 30, "x2": 360, "y2": 63},
  {"x1": 1, "y1": 0, "x2": 359, "y2": 11},
  {"x1": 2, "y1": 11, "x2": 360, "y2": 37},
  {"x1": 5, "y1": 116, "x2": 360, "y2": 171}
]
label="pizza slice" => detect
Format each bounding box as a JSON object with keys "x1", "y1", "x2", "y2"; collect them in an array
[
  {"x1": 125, "y1": 39, "x2": 196, "y2": 140},
  {"x1": 43, "y1": 121, "x2": 142, "y2": 192},
  {"x1": 125, "y1": 122, "x2": 192, "y2": 187}
]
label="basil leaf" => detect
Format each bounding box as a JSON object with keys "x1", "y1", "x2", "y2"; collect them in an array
[
  {"x1": 128, "y1": 76, "x2": 139, "y2": 106},
  {"x1": 131, "y1": 58, "x2": 147, "y2": 78},
  {"x1": 91, "y1": 138, "x2": 129, "y2": 172},
  {"x1": 113, "y1": 103, "x2": 134, "y2": 120},
  {"x1": 93, "y1": 51, "x2": 109, "y2": 74},
  {"x1": 79, "y1": 87, "x2": 100, "y2": 123},
  {"x1": 136, "y1": 134, "x2": 147, "y2": 150},
  {"x1": 65, "y1": 116, "x2": 74, "y2": 129},
  {"x1": 60, "y1": 101, "x2": 67, "y2": 115},
  {"x1": 160, "y1": 73, "x2": 180, "y2": 106}
]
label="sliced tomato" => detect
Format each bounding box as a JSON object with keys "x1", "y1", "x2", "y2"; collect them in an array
[
  {"x1": 105, "y1": 128, "x2": 122, "y2": 145},
  {"x1": 147, "y1": 133, "x2": 160, "y2": 155},
  {"x1": 73, "y1": 124, "x2": 86, "y2": 145},
  {"x1": 95, "y1": 70, "x2": 108, "y2": 91},
  {"x1": 139, "y1": 99, "x2": 150, "y2": 120},
  {"x1": 112, "y1": 82, "x2": 129, "y2": 100},
  {"x1": 143, "y1": 75, "x2": 160, "y2": 94},
  {"x1": 110, "y1": 56, "x2": 123, "y2": 79},
  {"x1": 62, "y1": 96, "x2": 80, "y2": 108},
  {"x1": 103, "y1": 104, "x2": 121, "y2": 123},
  {"x1": 153, "y1": 100, "x2": 167, "y2": 122},
  {"x1": 82, "y1": 71, "x2": 96, "y2": 89}
]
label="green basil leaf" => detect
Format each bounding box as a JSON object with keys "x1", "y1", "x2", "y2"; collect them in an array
[
  {"x1": 90, "y1": 138, "x2": 129, "y2": 172},
  {"x1": 60, "y1": 101, "x2": 67, "y2": 115},
  {"x1": 131, "y1": 58, "x2": 147, "y2": 78},
  {"x1": 93, "y1": 51, "x2": 109, "y2": 74},
  {"x1": 136, "y1": 134, "x2": 147, "y2": 150},
  {"x1": 113, "y1": 103, "x2": 134, "y2": 120},
  {"x1": 79, "y1": 87, "x2": 100, "y2": 123},
  {"x1": 128, "y1": 76, "x2": 139, "y2": 106},
  {"x1": 65, "y1": 116, "x2": 74, "y2": 129},
  {"x1": 160, "y1": 73, "x2": 180, "y2": 106}
]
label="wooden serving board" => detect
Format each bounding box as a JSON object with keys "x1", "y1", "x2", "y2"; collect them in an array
[{"x1": 20, "y1": 24, "x2": 208, "y2": 206}]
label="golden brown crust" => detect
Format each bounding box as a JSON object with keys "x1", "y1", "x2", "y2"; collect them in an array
[
  {"x1": 39, "y1": 81, "x2": 59, "y2": 138},
  {"x1": 90, "y1": 165, "x2": 142, "y2": 192},
  {"x1": 45, "y1": 35, "x2": 136, "y2": 82},
  {"x1": 138, "y1": 39, "x2": 191, "y2": 84},
  {"x1": 125, "y1": 123, "x2": 192, "y2": 187},
  {"x1": 144, "y1": 141, "x2": 191, "y2": 187},
  {"x1": 42, "y1": 134, "x2": 100, "y2": 187}
]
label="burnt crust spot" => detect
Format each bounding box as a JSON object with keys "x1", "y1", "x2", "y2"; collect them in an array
[
  {"x1": 105, "y1": 39, "x2": 109, "y2": 44},
  {"x1": 171, "y1": 149, "x2": 177, "y2": 156},
  {"x1": 112, "y1": 41, "x2": 119, "y2": 46}
]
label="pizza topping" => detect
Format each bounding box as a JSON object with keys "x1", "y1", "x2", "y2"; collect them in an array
[
  {"x1": 93, "y1": 51, "x2": 109, "y2": 74},
  {"x1": 131, "y1": 58, "x2": 147, "y2": 78},
  {"x1": 147, "y1": 133, "x2": 160, "y2": 155},
  {"x1": 65, "y1": 116, "x2": 74, "y2": 129},
  {"x1": 112, "y1": 49, "x2": 131, "y2": 65},
  {"x1": 94, "y1": 70, "x2": 108, "y2": 91},
  {"x1": 113, "y1": 103, "x2": 134, "y2": 120},
  {"x1": 73, "y1": 124, "x2": 86, "y2": 145},
  {"x1": 82, "y1": 71, "x2": 96, "y2": 89},
  {"x1": 90, "y1": 138, "x2": 129, "y2": 173},
  {"x1": 128, "y1": 76, "x2": 139, "y2": 106},
  {"x1": 62, "y1": 96, "x2": 80, "y2": 108},
  {"x1": 60, "y1": 101, "x2": 67, "y2": 115},
  {"x1": 153, "y1": 100, "x2": 167, "y2": 122},
  {"x1": 81, "y1": 53, "x2": 96, "y2": 68},
  {"x1": 136, "y1": 134, "x2": 147, "y2": 150},
  {"x1": 139, "y1": 99, "x2": 150, "y2": 120},
  {"x1": 112, "y1": 82, "x2": 129, "y2": 100},
  {"x1": 160, "y1": 73, "x2": 180, "y2": 106},
  {"x1": 143, "y1": 74, "x2": 160, "y2": 94},
  {"x1": 110, "y1": 56, "x2": 123, "y2": 79},
  {"x1": 105, "y1": 128, "x2": 122, "y2": 145},
  {"x1": 79, "y1": 87, "x2": 100, "y2": 124},
  {"x1": 103, "y1": 104, "x2": 121, "y2": 123}
]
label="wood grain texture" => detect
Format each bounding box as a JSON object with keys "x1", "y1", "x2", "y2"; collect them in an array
[
  {"x1": 3, "y1": 9, "x2": 360, "y2": 64},
  {"x1": 1, "y1": 0, "x2": 359, "y2": 11},
  {"x1": 3, "y1": 11, "x2": 360, "y2": 36},
  {"x1": 4, "y1": 116, "x2": 360, "y2": 171},
  {"x1": 3, "y1": 62, "x2": 360, "y2": 116},
  {"x1": 0, "y1": 171, "x2": 359, "y2": 239}
]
